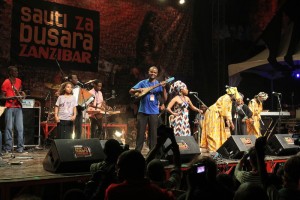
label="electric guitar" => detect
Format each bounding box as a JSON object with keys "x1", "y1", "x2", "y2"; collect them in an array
[{"x1": 132, "y1": 77, "x2": 175, "y2": 99}]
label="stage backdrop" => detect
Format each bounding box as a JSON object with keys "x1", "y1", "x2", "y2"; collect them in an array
[{"x1": 0, "y1": 0, "x2": 194, "y2": 122}]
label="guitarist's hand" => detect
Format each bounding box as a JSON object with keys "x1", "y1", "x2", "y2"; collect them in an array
[
  {"x1": 160, "y1": 81, "x2": 167, "y2": 87},
  {"x1": 134, "y1": 88, "x2": 143, "y2": 93}
]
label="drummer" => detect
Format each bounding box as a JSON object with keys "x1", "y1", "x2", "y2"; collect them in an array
[{"x1": 87, "y1": 79, "x2": 107, "y2": 139}]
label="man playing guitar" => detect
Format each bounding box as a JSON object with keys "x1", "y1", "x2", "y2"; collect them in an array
[
  {"x1": 1, "y1": 65, "x2": 26, "y2": 153},
  {"x1": 129, "y1": 66, "x2": 167, "y2": 152},
  {"x1": 87, "y1": 79, "x2": 110, "y2": 139}
]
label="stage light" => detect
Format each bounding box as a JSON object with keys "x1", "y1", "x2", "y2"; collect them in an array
[
  {"x1": 114, "y1": 130, "x2": 123, "y2": 138},
  {"x1": 292, "y1": 69, "x2": 300, "y2": 79},
  {"x1": 179, "y1": 0, "x2": 185, "y2": 5}
]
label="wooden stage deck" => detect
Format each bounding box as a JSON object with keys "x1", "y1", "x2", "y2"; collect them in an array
[
  {"x1": 0, "y1": 145, "x2": 292, "y2": 200},
  {"x1": 0, "y1": 148, "x2": 91, "y2": 200}
]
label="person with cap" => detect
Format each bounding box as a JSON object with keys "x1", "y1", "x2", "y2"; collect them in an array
[
  {"x1": 200, "y1": 87, "x2": 240, "y2": 152},
  {"x1": 231, "y1": 93, "x2": 253, "y2": 135},
  {"x1": 247, "y1": 92, "x2": 268, "y2": 137},
  {"x1": 166, "y1": 80, "x2": 202, "y2": 136}
]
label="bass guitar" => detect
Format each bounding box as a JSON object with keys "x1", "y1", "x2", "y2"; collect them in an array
[{"x1": 132, "y1": 77, "x2": 175, "y2": 99}]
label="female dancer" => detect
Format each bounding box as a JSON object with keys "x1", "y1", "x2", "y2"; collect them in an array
[{"x1": 166, "y1": 81, "x2": 201, "y2": 136}]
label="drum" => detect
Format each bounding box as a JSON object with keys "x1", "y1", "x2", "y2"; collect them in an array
[{"x1": 73, "y1": 87, "x2": 95, "y2": 107}]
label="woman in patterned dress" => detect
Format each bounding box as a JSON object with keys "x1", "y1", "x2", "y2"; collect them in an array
[
  {"x1": 200, "y1": 87, "x2": 240, "y2": 152},
  {"x1": 166, "y1": 81, "x2": 202, "y2": 136}
]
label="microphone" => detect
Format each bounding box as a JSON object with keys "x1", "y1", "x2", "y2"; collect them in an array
[
  {"x1": 272, "y1": 91, "x2": 282, "y2": 96},
  {"x1": 189, "y1": 91, "x2": 198, "y2": 95},
  {"x1": 225, "y1": 85, "x2": 231, "y2": 88}
]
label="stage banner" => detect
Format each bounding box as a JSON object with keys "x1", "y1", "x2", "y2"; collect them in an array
[{"x1": 10, "y1": 0, "x2": 100, "y2": 71}]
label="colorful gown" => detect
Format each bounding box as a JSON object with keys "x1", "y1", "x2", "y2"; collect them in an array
[
  {"x1": 247, "y1": 99, "x2": 262, "y2": 137},
  {"x1": 200, "y1": 94, "x2": 232, "y2": 152},
  {"x1": 170, "y1": 99, "x2": 191, "y2": 136}
]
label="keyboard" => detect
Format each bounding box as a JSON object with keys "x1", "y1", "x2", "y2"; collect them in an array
[
  {"x1": 86, "y1": 110, "x2": 121, "y2": 115},
  {"x1": 260, "y1": 111, "x2": 290, "y2": 117}
]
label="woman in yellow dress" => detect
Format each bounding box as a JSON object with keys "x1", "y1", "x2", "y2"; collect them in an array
[
  {"x1": 247, "y1": 92, "x2": 268, "y2": 137},
  {"x1": 200, "y1": 87, "x2": 240, "y2": 152}
]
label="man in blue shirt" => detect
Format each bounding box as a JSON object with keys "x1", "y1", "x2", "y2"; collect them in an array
[{"x1": 129, "y1": 66, "x2": 167, "y2": 152}]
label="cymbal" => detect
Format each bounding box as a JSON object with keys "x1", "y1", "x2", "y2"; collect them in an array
[
  {"x1": 84, "y1": 79, "x2": 97, "y2": 85},
  {"x1": 45, "y1": 83, "x2": 60, "y2": 90}
]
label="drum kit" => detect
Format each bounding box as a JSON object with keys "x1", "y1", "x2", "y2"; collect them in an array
[{"x1": 30, "y1": 79, "x2": 121, "y2": 123}]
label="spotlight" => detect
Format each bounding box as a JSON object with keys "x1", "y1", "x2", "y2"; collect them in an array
[
  {"x1": 292, "y1": 69, "x2": 300, "y2": 79},
  {"x1": 179, "y1": 0, "x2": 185, "y2": 5},
  {"x1": 114, "y1": 130, "x2": 123, "y2": 138}
]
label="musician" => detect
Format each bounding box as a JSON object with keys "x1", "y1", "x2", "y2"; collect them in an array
[
  {"x1": 231, "y1": 93, "x2": 253, "y2": 135},
  {"x1": 200, "y1": 87, "x2": 240, "y2": 152},
  {"x1": 166, "y1": 80, "x2": 202, "y2": 136},
  {"x1": 247, "y1": 92, "x2": 268, "y2": 137},
  {"x1": 1, "y1": 66, "x2": 26, "y2": 153},
  {"x1": 129, "y1": 66, "x2": 167, "y2": 152},
  {"x1": 67, "y1": 74, "x2": 84, "y2": 139},
  {"x1": 87, "y1": 80, "x2": 104, "y2": 138}
]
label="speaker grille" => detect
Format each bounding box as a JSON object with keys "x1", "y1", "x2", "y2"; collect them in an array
[
  {"x1": 266, "y1": 134, "x2": 300, "y2": 156},
  {"x1": 217, "y1": 135, "x2": 256, "y2": 159}
]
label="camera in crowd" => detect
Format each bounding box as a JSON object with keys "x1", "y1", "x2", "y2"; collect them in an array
[{"x1": 191, "y1": 162, "x2": 207, "y2": 175}]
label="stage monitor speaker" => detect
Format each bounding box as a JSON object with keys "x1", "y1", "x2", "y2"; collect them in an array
[
  {"x1": 164, "y1": 136, "x2": 200, "y2": 163},
  {"x1": 217, "y1": 135, "x2": 257, "y2": 159},
  {"x1": 43, "y1": 139, "x2": 105, "y2": 173},
  {"x1": 265, "y1": 134, "x2": 300, "y2": 156}
]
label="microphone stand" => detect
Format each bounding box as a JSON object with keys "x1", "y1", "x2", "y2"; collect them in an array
[
  {"x1": 55, "y1": 57, "x2": 67, "y2": 81},
  {"x1": 276, "y1": 94, "x2": 283, "y2": 134},
  {"x1": 103, "y1": 94, "x2": 115, "y2": 139},
  {"x1": 79, "y1": 85, "x2": 88, "y2": 139},
  {"x1": 192, "y1": 94, "x2": 209, "y2": 109},
  {"x1": 192, "y1": 94, "x2": 208, "y2": 144}
]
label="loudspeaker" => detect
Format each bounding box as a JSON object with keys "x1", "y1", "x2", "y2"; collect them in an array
[
  {"x1": 43, "y1": 139, "x2": 105, "y2": 173},
  {"x1": 217, "y1": 135, "x2": 257, "y2": 159},
  {"x1": 23, "y1": 108, "x2": 40, "y2": 145},
  {"x1": 266, "y1": 134, "x2": 300, "y2": 156},
  {"x1": 164, "y1": 136, "x2": 200, "y2": 163}
]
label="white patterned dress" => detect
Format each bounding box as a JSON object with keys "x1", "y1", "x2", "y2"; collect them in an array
[{"x1": 170, "y1": 100, "x2": 191, "y2": 136}]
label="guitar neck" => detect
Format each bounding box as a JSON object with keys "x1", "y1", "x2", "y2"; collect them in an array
[{"x1": 133, "y1": 77, "x2": 174, "y2": 99}]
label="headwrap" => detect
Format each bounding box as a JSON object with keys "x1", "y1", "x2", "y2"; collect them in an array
[
  {"x1": 237, "y1": 92, "x2": 244, "y2": 100},
  {"x1": 226, "y1": 87, "x2": 241, "y2": 99},
  {"x1": 169, "y1": 80, "x2": 187, "y2": 94},
  {"x1": 257, "y1": 92, "x2": 268, "y2": 101}
]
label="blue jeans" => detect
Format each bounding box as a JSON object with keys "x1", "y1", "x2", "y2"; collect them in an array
[{"x1": 4, "y1": 108, "x2": 24, "y2": 152}]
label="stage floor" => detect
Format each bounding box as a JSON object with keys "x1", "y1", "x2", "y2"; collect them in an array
[
  {"x1": 0, "y1": 147, "x2": 91, "y2": 200},
  {"x1": 0, "y1": 145, "x2": 293, "y2": 200}
]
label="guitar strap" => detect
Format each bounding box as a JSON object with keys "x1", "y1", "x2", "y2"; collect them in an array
[
  {"x1": 9, "y1": 78, "x2": 18, "y2": 96},
  {"x1": 8, "y1": 78, "x2": 23, "y2": 106}
]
